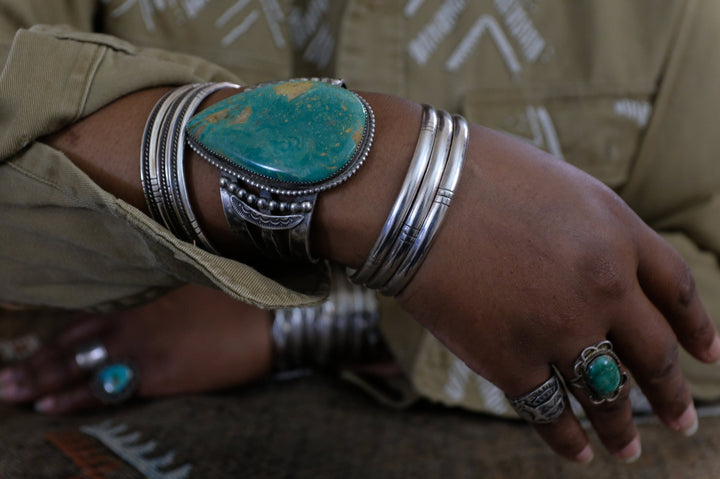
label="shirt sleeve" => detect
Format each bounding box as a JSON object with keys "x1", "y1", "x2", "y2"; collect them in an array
[{"x1": 0, "y1": 20, "x2": 330, "y2": 311}]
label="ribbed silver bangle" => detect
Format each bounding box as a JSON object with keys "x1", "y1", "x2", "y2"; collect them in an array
[
  {"x1": 141, "y1": 88, "x2": 180, "y2": 225},
  {"x1": 141, "y1": 83, "x2": 240, "y2": 253},
  {"x1": 166, "y1": 84, "x2": 213, "y2": 248},
  {"x1": 143, "y1": 85, "x2": 195, "y2": 231},
  {"x1": 348, "y1": 105, "x2": 438, "y2": 285},
  {"x1": 272, "y1": 268, "x2": 383, "y2": 372},
  {"x1": 159, "y1": 84, "x2": 199, "y2": 238},
  {"x1": 168, "y1": 82, "x2": 240, "y2": 252},
  {"x1": 365, "y1": 109, "x2": 454, "y2": 290},
  {"x1": 380, "y1": 114, "x2": 469, "y2": 296}
]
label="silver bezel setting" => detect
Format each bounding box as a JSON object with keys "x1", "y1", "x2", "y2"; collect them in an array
[{"x1": 570, "y1": 340, "x2": 628, "y2": 404}]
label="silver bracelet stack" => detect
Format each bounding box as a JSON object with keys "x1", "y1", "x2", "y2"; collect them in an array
[
  {"x1": 348, "y1": 105, "x2": 469, "y2": 296},
  {"x1": 272, "y1": 269, "x2": 386, "y2": 372},
  {"x1": 140, "y1": 82, "x2": 240, "y2": 252}
]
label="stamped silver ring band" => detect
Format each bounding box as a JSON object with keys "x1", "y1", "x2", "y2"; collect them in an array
[
  {"x1": 74, "y1": 341, "x2": 109, "y2": 372},
  {"x1": 570, "y1": 340, "x2": 628, "y2": 404},
  {"x1": 509, "y1": 372, "x2": 566, "y2": 424}
]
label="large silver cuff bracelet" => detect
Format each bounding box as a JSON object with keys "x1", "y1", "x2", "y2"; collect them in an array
[{"x1": 186, "y1": 78, "x2": 375, "y2": 263}]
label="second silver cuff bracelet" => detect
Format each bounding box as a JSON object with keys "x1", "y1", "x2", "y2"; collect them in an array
[{"x1": 349, "y1": 105, "x2": 469, "y2": 296}]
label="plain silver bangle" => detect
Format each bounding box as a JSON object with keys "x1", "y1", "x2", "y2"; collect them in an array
[
  {"x1": 380, "y1": 114, "x2": 469, "y2": 296},
  {"x1": 348, "y1": 105, "x2": 438, "y2": 285},
  {"x1": 365, "y1": 109, "x2": 454, "y2": 290}
]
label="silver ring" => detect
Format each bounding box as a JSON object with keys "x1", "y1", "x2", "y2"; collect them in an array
[
  {"x1": 74, "y1": 340, "x2": 109, "y2": 371},
  {"x1": 570, "y1": 340, "x2": 627, "y2": 404},
  {"x1": 508, "y1": 372, "x2": 566, "y2": 424},
  {"x1": 90, "y1": 362, "x2": 138, "y2": 404}
]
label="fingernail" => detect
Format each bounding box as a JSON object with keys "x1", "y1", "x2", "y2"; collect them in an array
[
  {"x1": 34, "y1": 397, "x2": 54, "y2": 413},
  {"x1": 710, "y1": 336, "x2": 720, "y2": 363},
  {"x1": 574, "y1": 444, "x2": 594, "y2": 464},
  {"x1": 673, "y1": 403, "x2": 699, "y2": 437},
  {"x1": 615, "y1": 436, "x2": 642, "y2": 463}
]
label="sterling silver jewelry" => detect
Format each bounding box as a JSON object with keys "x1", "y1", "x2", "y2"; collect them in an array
[
  {"x1": 187, "y1": 78, "x2": 375, "y2": 263},
  {"x1": 142, "y1": 86, "x2": 189, "y2": 228},
  {"x1": 165, "y1": 82, "x2": 239, "y2": 251},
  {"x1": 508, "y1": 372, "x2": 566, "y2": 424},
  {"x1": 141, "y1": 82, "x2": 240, "y2": 252},
  {"x1": 380, "y1": 114, "x2": 468, "y2": 296},
  {"x1": 74, "y1": 340, "x2": 109, "y2": 372},
  {"x1": 367, "y1": 110, "x2": 454, "y2": 289},
  {"x1": 272, "y1": 268, "x2": 386, "y2": 372},
  {"x1": 570, "y1": 340, "x2": 627, "y2": 404},
  {"x1": 350, "y1": 105, "x2": 469, "y2": 296},
  {"x1": 348, "y1": 105, "x2": 438, "y2": 285}
]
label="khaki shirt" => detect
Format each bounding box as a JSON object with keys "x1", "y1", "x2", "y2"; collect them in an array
[{"x1": 1, "y1": 0, "x2": 719, "y2": 411}]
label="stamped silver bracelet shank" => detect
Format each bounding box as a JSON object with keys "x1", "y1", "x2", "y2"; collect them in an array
[
  {"x1": 348, "y1": 105, "x2": 438, "y2": 285},
  {"x1": 380, "y1": 114, "x2": 469, "y2": 296},
  {"x1": 366, "y1": 109, "x2": 454, "y2": 290}
]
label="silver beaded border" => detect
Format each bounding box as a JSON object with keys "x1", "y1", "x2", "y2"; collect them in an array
[{"x1": 219, "y1": 176, "x2": 314, "y2": 216}]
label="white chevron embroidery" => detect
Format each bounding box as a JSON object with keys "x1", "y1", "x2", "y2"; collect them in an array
[
  {"x1": 523, "y1": 106, "x2": 564, "y2": 159},
  {"x1": 404, "y1": 0, "x2": 427, "y2": 18},
  {"x1": 445, "y1": 14, "x2": 521, "y2": 76},
  {"x1": 408, "y1": 0, "x2": 468, "y2": 66}
]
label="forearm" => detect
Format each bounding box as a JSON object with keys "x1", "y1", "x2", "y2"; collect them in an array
[{"x1": 44, "y1": 86, "x2": 422, "y2": 268}]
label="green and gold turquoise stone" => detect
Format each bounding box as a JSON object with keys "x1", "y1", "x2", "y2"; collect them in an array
[
  {"x1": 186, "y1": 79, "x2": 367, "y2": 185},
  {"x1": 97, "y1": 364, "x2": 135, "y2": 394},
  {"x1": 586, "y1": 354, "x2": 621, "y2": 397}
]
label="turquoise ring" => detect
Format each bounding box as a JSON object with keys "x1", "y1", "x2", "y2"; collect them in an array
[
  {"x1": 570, "y1": 340, "x2": 627, "y2": 404},
  {"x1": 90, "y1": 362, "x2": 138, "y2": 404}
]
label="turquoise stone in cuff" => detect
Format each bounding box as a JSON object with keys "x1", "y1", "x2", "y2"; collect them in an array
[
  {"x1": 186, "y1": 80, "x2": 367, "y2": 184},
  {"x1": 97, "y1": 364, "x2": 135, "y2": 394},
  {"x1": 586, "y1": 354, "x2": 621, "y2": 397}
]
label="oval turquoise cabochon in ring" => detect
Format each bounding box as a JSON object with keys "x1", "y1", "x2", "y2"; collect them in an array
[
  {"x1": 186, "y1": 80, "x2": 367, "y2": 184},
  {"x1": 586, "y1": 354, "x2": 621, "y2": 397}
]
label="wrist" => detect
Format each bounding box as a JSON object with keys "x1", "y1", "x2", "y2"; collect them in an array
[{"x1": 311, "y1": 93, "x2": 423, "y2": 268}]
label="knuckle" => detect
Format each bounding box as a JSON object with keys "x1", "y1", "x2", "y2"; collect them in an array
[
  {"x1": 646, "y1": 341, "x2": 680, "y2": 385},
  {"x1": 576, "y1": 248, "x2": 630, "y2": 300},
  {"x1": 673, "y1": 263, "x2": 697, "y2": 311}
]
